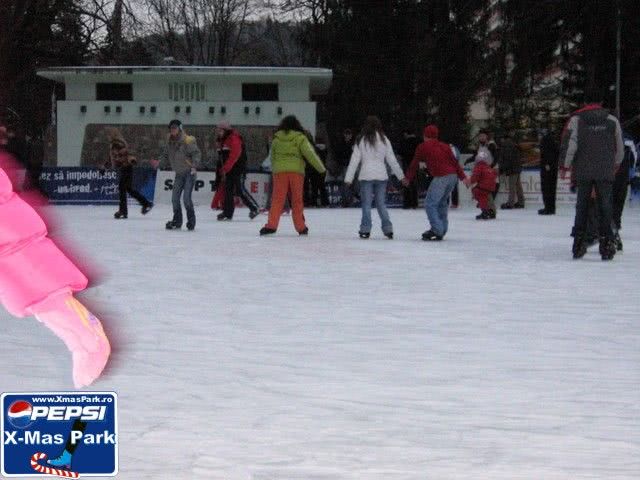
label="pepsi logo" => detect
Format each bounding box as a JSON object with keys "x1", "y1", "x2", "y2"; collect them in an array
[{"x1": 7, "y1": 400, "x2": 35, "y2": 429}]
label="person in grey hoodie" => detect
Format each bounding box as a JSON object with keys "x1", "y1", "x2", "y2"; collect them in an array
[
  {"x1": 560, "y1": 96, "x2": 624, "y2": 260},
  {"x1": 152, "y1": 119, "x2": 202, "y2": 230}
]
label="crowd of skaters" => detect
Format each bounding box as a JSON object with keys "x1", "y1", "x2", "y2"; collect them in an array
[{"x1": 1, "y1": 93, "x2": 637, "y2": 260}]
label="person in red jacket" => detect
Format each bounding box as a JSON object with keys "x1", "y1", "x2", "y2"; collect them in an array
[
  {"x1": 469, "y1": 151, "x2": 498, "y2": 220},
  {"x1": 215, "y1": 122, "x2": 260, "y2": 221},
  {"x1": 405, "y1": 124, "x2": 470, "y2": 240}
]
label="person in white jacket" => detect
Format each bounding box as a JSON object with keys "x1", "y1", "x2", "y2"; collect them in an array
[{"x1": 344, "y1": 116, "x2": 408, "y2": 239}]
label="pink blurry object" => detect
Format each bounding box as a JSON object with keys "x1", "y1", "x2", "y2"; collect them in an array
[{"x1": 0, "y1": 151, "x2": 110, "y2": 388}]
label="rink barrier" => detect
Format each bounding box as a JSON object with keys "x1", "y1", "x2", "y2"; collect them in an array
[{"x1": 32, "y1": 167, "x2": 637, "y2": 207}]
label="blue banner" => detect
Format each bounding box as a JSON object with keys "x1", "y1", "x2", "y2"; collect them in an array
[{"x1": 40, "y1": 167, "x2": 156, "y2": 205}]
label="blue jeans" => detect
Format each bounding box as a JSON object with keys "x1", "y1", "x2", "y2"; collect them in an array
[
  {"x1": 172, "y1": 171, "x2": 196, "y2": 227},
  {"x1": 359, "y1": 180, "x2": 392, "y2": 234},
  {"x1": 425, "y1": 174, "x2": 458, "y2": 237}
]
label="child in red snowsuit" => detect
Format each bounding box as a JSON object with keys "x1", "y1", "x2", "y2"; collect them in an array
[{"x1": 469, "y1": 152, "x2": 497, "y2": 219}]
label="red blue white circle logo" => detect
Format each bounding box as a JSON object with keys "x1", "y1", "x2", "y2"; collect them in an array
[{"x1": 7, "y1": 400, "x2": 34, "y2": 429}]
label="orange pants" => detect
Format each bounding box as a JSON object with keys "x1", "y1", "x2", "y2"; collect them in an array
[{"x1": 266, "y1": 173, "x2": 306, "y2": 232}]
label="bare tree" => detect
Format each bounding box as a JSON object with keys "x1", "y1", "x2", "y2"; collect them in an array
[{"x1": 142, "y1": 0, "x2": 254, "y2": 65}]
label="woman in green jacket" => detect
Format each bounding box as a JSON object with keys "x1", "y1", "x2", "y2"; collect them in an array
[{"x1": 260, "y1": 116, "x2": 326, "y2": 236}]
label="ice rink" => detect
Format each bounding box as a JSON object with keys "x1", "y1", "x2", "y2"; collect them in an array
[{"x1": 1, "y1": 203, "x2": 639, "y2": 479}]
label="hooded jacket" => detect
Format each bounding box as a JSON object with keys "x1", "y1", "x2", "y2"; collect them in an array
[
  {"x1": 405, "y1": 125, "x2": 465, "y2": 182},
  {"x1": 159, "y1": 132, "x2": 202, "y2": 174},
  {"x1": 270, "y1": 130, "x2": 326, "y2": 175},
  {"x1": 560, "y1": 104, "x2": 624, "y2": 181},
  {"x1": 470, "y1": 154, "x2": 497, "y2": 191}
]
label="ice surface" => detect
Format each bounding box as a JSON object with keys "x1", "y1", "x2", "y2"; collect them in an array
[{"x1": 1, "y1": 204, "x2": 639, "y2": 479}]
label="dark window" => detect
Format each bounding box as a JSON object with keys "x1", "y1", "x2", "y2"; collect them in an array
[
  {"x1": 242, "y1": 83, "x2": 279, "y2": 101},
  {"x1": 96, "y1": 83, "x2": 133, "y2": 101}
]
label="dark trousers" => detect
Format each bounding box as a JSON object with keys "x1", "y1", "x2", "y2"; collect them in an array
[
  {"x1": 172, "y1": 171, "x2": 196, "y2": 227},
  {"x1": 305, "y1": 169, "x2": 328, "y2": 206},
  {"x1": 118, "y1": 165, "x2": 150, "y2": 215},
  {"x1": 574, "y1": 179, "x2": 614, "y2": 240},
  {"x1": 612, "y1": 157, "x2": 631, "y2": 230},
  {"x1": 403, "y1": 180, "x2": 419, "y2": 209},
  {"x1": 223, "y1": 168, "x2": 259, "y2": 218},
  {"x1": 540, "y1": 166, "x2": 558, "y2": 213}
]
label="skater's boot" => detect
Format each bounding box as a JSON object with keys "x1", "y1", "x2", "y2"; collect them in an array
[
  {"x1": 476, "y1": 209, "x2": 491, "y2": 220},
  {"x1": 217, "y1": 213, "x2": 232, "y2": 221},
  {"x1": 359, "y1": 231, "x2": 370, "y2": 239},
  {"x1": 186, "y1": 221, "x2": 195, "y2": 231},
  {"x1": 572, "y1": 234, "x2": 587, "y2": 259},
  {"x1": 259, "y1": 227, "x2": 276, "y2": 236},
  {"x1": 141, "y1": 203, "x2": 153, "y2": 215},
  {"x1": 422, "y1": 230, "x2": 443, "y2": 241},
  {"x1": 47, "y1": 449, "x2": 73, "y2": 469},
  {"x1": 614, "y1": 231, "x2": 623, "y2": 251},
  {"x1": 165, "y1": 220, "x2": 181, "y2": 230},
  {"x1": 298, "y1": 227, "x2": 309, "y2": 236},
  {"x1": 384, "y1": 231, "x2": 393, "y2": 239},
  {"x1": 113, "y1": 211, "x2": 127, "y2": 219},
  {"x1": 248, "y1": 209, "x2": 260, "y2": 220},
  {"x1": 599, "y1": 236, "x2": 616, "y2": 261},
  {"x1": 488, "y1": 209, "x2": 496, "y2": 219}
]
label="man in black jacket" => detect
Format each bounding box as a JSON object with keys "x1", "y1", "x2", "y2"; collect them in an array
[
  {"x1": 560, "y1": 98, "x2": 624, "y2": 260},
  {"x1": 397, "y1": 129, "x2": 421, "y2": 209},
  {"x1": 538, "y1": 129, "x2": 559, "y2": 215}
]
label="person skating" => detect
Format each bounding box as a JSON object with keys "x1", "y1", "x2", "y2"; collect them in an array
[
  {"x1": 469, "y1": 151, "x2": 498, "y2": 220},
  {"x1": 151, "y1": 120, "x2": 201, "y2": 231},
  {"x1": 260, "y1": 115, "x2": 326, "y2": 236},
  {"x1": 498, "y1": 132, "x2": 524, "y2": 209},
  {"x1": 333, "y1": 128, "x2": 356, "y2": 207},
  {"x1": 215, "y1": 121, "x2": 260, "y2": 221},
  {"x1": 559, "y1": 94, "x2": 624, "y2": 260},
  {"x1": 106, "y1": 131, "x2": 153, "y2": 219},
  {"x1": 538, "y1": 128, "x2": 559, "y2": 215},
  {"x1": 344, "y1": 116, "x2": 408, "y2": 239},
  {"x1": 405, "y1": 124, "x2": 470, "y2": 241},
  {"x1": 466, "y1": 129, "x2": 499, "y2": 201},
  {"x1": 0, "y1": 151, "x2": 110, "y2": 387},
  {"x1": 397, "y1": 129, "x2": 421, "y2": 209},
  {"x1": 611, "y1": 134, "x2": 638, "y2": 250}
]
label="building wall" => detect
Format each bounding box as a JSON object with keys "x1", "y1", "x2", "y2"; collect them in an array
[
  {"x1": 56, "y1": 101, "x2": 318, "y2": 167},
  {"x1": 62, "y1": 75, "x2": 310, "y2": 103}
]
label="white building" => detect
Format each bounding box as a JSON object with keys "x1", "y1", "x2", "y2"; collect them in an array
[{"x1": 37, "y1": 66, "x2": 333, "y2": 167}]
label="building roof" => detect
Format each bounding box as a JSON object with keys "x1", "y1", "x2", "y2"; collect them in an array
[{"x1": 37, "y1": 66, "x2": 333, "y2": 95}]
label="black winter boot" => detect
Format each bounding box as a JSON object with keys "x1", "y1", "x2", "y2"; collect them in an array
[
  {"x1": 572, "y1": 234, "x2": 587, "y2": 259},
  {"x1": 599, "y1": 237, "x2": 616, "y2": 261}
]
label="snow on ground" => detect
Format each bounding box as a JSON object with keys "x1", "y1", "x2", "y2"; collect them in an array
[{"x1": 1, "y1": 203, "x2": 639, "y2": 479}]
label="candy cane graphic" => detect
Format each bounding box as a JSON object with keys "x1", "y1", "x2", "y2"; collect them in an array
[{"x1": 30, "y1": 453, "x2": 80, "y2": 478}]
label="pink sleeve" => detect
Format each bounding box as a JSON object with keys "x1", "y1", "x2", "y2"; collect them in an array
[{"x1": 0, "y1": 162, "x2": 87, "y2": 317}]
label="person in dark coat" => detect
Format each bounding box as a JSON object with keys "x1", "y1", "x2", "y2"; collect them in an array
[
  {"x1": 107, "y1": 131, "x2": 153, "y2": 219},
  {"x1": 610, "y1": 135, "x2": 637, "y2": 250},
  {"x1": 498, "y1": 133, "x2": 524, "y2": 209},
  {"x1": 559, "y1": 96, "x2": 624, "y2": 260},
  {"x1": 215, "y1": 121, "x2": 260, "y2": 221},
  {"x1": 397, "y1": 129, "x2": 421, "y2": 209},
  {"x1": 304, "y1": 133, "x2": 329, "y2": 207},
  {"x1": 333, "y1": 129, "x2": 355, "y2": 207},
  {"x1": 538, "y1": 129, "x2": 559, "y2": 215}
]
